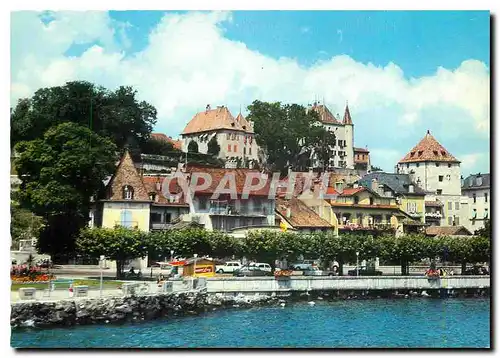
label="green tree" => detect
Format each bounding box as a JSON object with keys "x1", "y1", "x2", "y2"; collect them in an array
[
  {"x1": 444, "y1": 236, "x2": 490, "y2": 273},
  {"x1": 11, "y1": 81, "x2": 157, "y2": 153},
  {"x1": 14, "y1": 123, "x2": 117, "y2": 260},
  {"x1": 141, "y1": 137, "x2": 175, "y2": 156},
  {"x1": 379, "y1": 234, "x2": 428, "y2": 276},
  {"x1": 10, "y1": 198, "x2": 44, "y2": 250},
  {"x1": 474, "y1": 219, "x2": 491, "y2": 238},
  {"x1": 77, "y1": 227, "x2": 149, "y2": 278},
  {"x1": 188, "y1": 140, "x2": 199, "y2": 153},
  {"x1": 207, "y1": 136, "x2": 221, "y2": 157},
  {"x1": 247, "y1": 100, "x2": 336, "y2": 174},
  {"x1": 370, "y1": 166, "x2": 383, "y2": 172}
]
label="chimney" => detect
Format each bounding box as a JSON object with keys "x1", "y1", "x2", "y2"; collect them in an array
[
  {"x1": 371, "y1": 178, "x2": 378, "y2": 192},
  {"x1": 408, "y1": 184, "x2": 414, "y2": 193},
  {"x1": 155, "y1": 178, "x2": 161, "y2": 191},
  {"x1": 286, "y1": 207, "x2": 291, "y2": 218},
  {"x1": 206, "y1": 104, "x2": 211, "y2": 113}
]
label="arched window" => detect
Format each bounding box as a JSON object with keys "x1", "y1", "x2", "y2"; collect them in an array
[{"x1": 123, "y1": 185, "x2": 134, "y2": 200}]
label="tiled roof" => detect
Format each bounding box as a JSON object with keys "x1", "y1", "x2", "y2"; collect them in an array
[
  {"x1": 235, "y1": 113, "x2": 254, "y2": 134},
  {"x1": 354, "y1": 147, "x2": 369, "y2": 153},
  {"x1": 338, "y1": 187, "x2": 366, "y2": 196},
  {"x1": 182, "y1": 106, "x2": 247, "y2": 135},
  {"x1": 343, "y1": 104, "x2": 353, "y2": 125},
  {"x1": 151, "y1": 133, "x2": 183, "y2": 150},
  {"x1": 106, "y1": 151, "x2": 150, "y2": 201},
  {"x1": 462, "y1": 173, "x2": 491, "y2": 190},
  {"x1": 425, "y1": 226, "x2": 472, "y2": 236},
  {"x1": 330, "y1": 203, "x2": 400, "y2": 210},
  {"x1": 399, "y1": 130, "x2": 460, "y2": 163},
  {"x1": 358, "y1": 173, "x2": 426, "y2": 196},
  {"x1": 142, "y1": 176, "x2": 189, "y2": 206},
  {"x1": 184, "y1": 166, "x2": 272, "y2": 197},
  {"x1": 311, "y1": 104, "x2": 342, "y2": 125},
  {"x1": 276, "y1": 197, "x2": 332, "y2": 228}
]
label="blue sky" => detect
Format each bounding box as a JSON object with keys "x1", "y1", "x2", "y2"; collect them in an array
[{"x1": 11, "y1": 10, "x2": 490, "y2": 175}]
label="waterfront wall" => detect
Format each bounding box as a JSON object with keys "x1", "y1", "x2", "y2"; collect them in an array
[
  {"x1": 203, "y1": 275, "x2": 490, "y2": 293},
  {"x1": 10, "y1": 291, "x2": 276, "y2": 329}
]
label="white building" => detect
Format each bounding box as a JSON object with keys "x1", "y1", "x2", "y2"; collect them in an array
[
  {"x1": 395, "y1": 130, "x2": 468, "y2": 227},
  {"x1": 181, "y1": 105, "x2": 260, "y2": 168},
  {"x1": 309, "y1": 102, "x2": 355, "y2": 169},
  {"x1": 461, "y1": 173, "x2": 490, "y2": 233}
]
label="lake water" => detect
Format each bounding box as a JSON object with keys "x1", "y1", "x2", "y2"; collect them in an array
[{"x1": 11, "y1": 298, "x2": 490, "y2": 348}]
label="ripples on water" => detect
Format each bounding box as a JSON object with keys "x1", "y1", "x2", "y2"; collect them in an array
[{"x1": 11, "y1": 298, "x2": 490, "y2": 348}]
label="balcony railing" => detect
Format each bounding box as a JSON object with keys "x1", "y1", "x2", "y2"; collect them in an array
[
  {"x1": 151, "y1": 223, "x2": 171, "y2": 230},
  {"x1": 425, "y1": 212, "x2": 442, "y2": 218}
]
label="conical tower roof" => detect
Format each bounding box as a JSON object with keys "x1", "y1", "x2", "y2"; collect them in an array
[
  {"x1": 342, "y1": 103, "x2": 353, "y2": 125},
  {"x1": 398, "y1": 130, "x2": 460, "y2": 164}
]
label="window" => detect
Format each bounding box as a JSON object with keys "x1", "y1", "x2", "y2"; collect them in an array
[
  {"x1": 226, "y1": 133, "x2": 230, "y2": 140},
  {"x1": 410, "y1": 152, "x2": 415, "y2": 158},
  {"x1": 418, "y1": 151, "x2": 423, "y2": 157},
  {"x1": 149, "y1": 193, "x2": 156, "y2": 201},
  {"x1": 120, "y1": 210, "x2": 133, "y2": 228},
  {"x1": 448, "y1": 217, "x2": 453, "y2": 225},
  {"x1": 455, "y1": 202, "x2": 460, "y2": 210},
  {"x1": 354, "y1": 196, "x2": 359, "y2": 204},
  {"x1": 455, "y1": 216, "x2": 460, "y2": 225},
  {"x1": 249, "y1": 147, "x2": 252, "y2": 155},
  {"x1": 416, "y1": 163, "x2": 420, "y2": 168},
  {"x1": 228, "y1": 144, "x2": 231, "y2": 152},
  {"x1": 433, "y1": 151, "x2": 438, "y2": 156},
  {"x1": 165, "y1": 213, "x2": 172, "y2": 223},
  {"x1": 446, "y1": 175, "x2": 451, "y2": 181},
  {"x1": 369, "y1": 197, "x2": 374, "y2": 205},
  {"x1": 448, "y1": 201, "x2": 452, "y2": 210},
  {"x1": 234, "y1": 145, "x2": 237, "y2": 152},
  {"x1": 406, "y1": 163, "x2": 409, "y2": 168},
  {"x1": 436, "y1": 189, "x2": 442, "y2": 195},
  {"x1": 122, "y1": 185, "x2": 134, "y2": 200},
  {"x1": 485, "y1": 193, "x2": 488, "y2": 203},
  {"x1": 150, "y1": 213, "x2": 162, "y2": 223},
  {"x1": 484, "y1": 208, "x2": 489, "y2": 219},
  {"x1": 448, "y1": 163, "x2": 452, "y2": 168},
  {"x1": 435, "y1": 162, "x2": 440, "y2": 167},
  {"x1": 439, "y1": 175, "x2": 444, "y2": 182},
  {"x1": 198, "y1": 197, "x2": 208, "y2": 210},
  {"x1": 473, "y1": 193, "x2": 476, "y2": 203},
  {"x1": 243, "y1": 147, "x2": 246, "y2": 155}
]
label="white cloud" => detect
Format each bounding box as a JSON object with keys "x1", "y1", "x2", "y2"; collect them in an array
[{"x1": 10, "y1": 11, "x2": 490, "y2": 173}]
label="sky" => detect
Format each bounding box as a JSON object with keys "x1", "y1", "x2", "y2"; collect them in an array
[{"x1": 10, "y1": 10, "x2": 490, "y2": 176}]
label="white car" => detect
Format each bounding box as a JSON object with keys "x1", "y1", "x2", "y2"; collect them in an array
[
  {"x1": 216, "y1": 261, "x2": 242, "y2": 273},
  {"x1": 249, "y1": 262, "x2": 272, "y2": 272}
]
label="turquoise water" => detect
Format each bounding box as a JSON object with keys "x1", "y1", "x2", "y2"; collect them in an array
[{"x1": 11, "y1": 298, "x2": 490, "y2": 348}]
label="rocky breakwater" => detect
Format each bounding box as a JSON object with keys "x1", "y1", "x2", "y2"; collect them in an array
[
  {"x1": 11, "y1": 291, "x2": 207, "y2": 329},
  {"x1": 11, "y1": 292, "x2": 278, "y2": 329}
]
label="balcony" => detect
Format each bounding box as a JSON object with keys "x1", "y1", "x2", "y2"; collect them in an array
[
  {"x1": 407, "y1": 212, "x2": 422, "y2": 218},
  {"x1": 151, "y1": 223, "x2": 171, "y2": 230},
  {"x1": 425, "y1": 212, "x2": 442, "y2": 218}
]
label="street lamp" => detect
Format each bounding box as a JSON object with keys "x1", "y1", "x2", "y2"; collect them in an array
[
  {"x1": 99, "y1": 255, "x2": 105, "y2": 297},
  {"x1": 193, "y1": 254, "x2": 198, "y2": 290},
  {"x1": 170, "y1": 250, "x2": 174, "y2": 262},
  {"x1": 356, "y1": 252, "x2": 360, "y2": 277}
]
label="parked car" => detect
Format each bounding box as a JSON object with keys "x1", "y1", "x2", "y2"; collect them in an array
[
  {"x1": 216, "y1": 261, "x2": 242, "y2": 274},
  {"x1": 303, "y1": 267, "x2": 337, "y2": 276},
  {"x1": 233, "y1": 266, "x2": 272, "y2": 277},
  {"x1": 348, "y1": 268, "x2": 383, "y2": 276},
  {"x1": 249, "y1": 262, "x2": 272, "y2": 272},
  {"x1": 464, "y1": 265, "x2": 489, "y2": 275},
  {"x1": 289, "y1": 263, "x2": 315, "y2": 271}
]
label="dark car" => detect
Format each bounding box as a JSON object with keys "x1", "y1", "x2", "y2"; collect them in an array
[
  {"x1": 348, "y1": 268, "x2": 383, "y2": 276},
  {"x1": 464, "y1": 265, "x2": 489, "y2": 275},
  {"x1": 233, "y1": 266, "x2": 272, "y2": 277}
]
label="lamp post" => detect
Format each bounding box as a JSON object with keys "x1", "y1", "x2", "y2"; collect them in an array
[
  {"x1": 356, "y1": 251, "x2": 359, "y2": 277},
  {"x1": 99, "y1": 255, "x2": 105, "y2": 297},
  {"x1": 170, "y1": 250, "x2": 174, "y2": 262},
  {"x1": 193, "y1": 254, "x2": 198, "y2": 290}
]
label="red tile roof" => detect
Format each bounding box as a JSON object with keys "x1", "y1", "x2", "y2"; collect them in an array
[
  {"x1": 399, "y1": 131, "x2": 460, "y2": 164},
  {"x1": 343, "y1": 104, "x2": 353, "y2": 125},
  {"x1": 276, "y1": 197, "x2": 332, "y2": 228},
  {"x1": 311, "y1": 104, "x2": 342, "y2": 125},
  {"x1": 426, "y1": 226, "x2": 472, "y2": 236},
  {"x1": 338, "y1": 187, "x2": 366, "y2": 196},
  {"x1": 235, "y1": 113, "x2": 254, "y2": 134},
  {"x1": 185, "y1": 166, "x2": 272, "y2": 197},
  {"x1": 425, "y1": 200, "x2": 443, "y2": 207},
  {"x1": 354, "y1": 147, "x2": 370, "y2": 153},
  {"x1": 151, "y1": 133, "x2": 182, "y2": 150},
  {"x1": 182, "y1": 106, "x2": 251, "y2": 135},
  {"x1": 142, "y1": 176, "x2": 189, "y2": 206},
  {"x1": 106, "y1": 151, "x2": 150, "y2": 201}
]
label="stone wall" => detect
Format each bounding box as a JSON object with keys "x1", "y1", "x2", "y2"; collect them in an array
[{"x1": 11, "y1": 291, "x2": 276, "y2": 329}]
